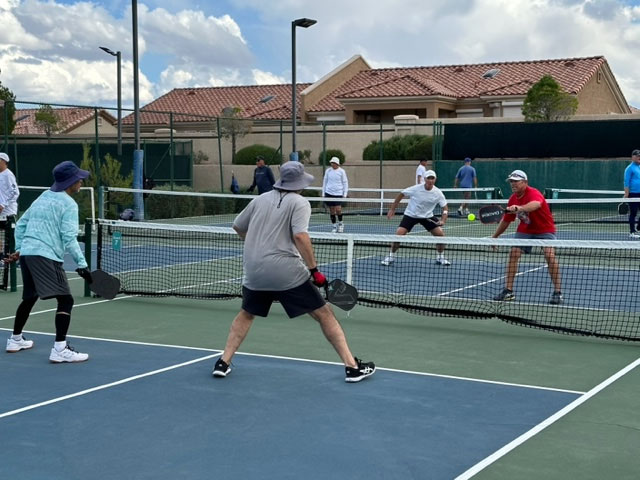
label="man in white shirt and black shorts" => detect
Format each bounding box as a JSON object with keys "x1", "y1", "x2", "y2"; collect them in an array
[{"x1": 382, "y1": 169, "x2": 451, "y2": 266}]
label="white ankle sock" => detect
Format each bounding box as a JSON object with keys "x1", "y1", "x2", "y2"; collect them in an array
[
  {"x1": 11, "y1": 334, "x2": 23, "y2": 341},
  {"x1": 54, "y1": 341, "x2": 67, "y2": 352}
]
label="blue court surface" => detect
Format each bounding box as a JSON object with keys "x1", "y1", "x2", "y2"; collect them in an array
[{"x1": 1, "y1": 332, "x2": 581, "y2": 479}]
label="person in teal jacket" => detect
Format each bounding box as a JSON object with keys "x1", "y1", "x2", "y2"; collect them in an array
[{"x1": 5, "y1": 161, "x2": 93, "y2": 363}]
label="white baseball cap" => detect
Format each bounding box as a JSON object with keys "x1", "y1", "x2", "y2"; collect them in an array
[
  {"x1": 0, "y1": 152, "x2": 9, "y2": 163},
  {"x1": 506, "y1": 170, "x2": 527, "y2": 181},
  {"x1": 424, "y1": 170, "x2": 436, "y2": 179},
  {"x1": 329, "y1": 157, "x2": 340, "y2": 164}
]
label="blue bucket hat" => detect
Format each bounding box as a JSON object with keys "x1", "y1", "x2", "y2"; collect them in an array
[{"x1": 51, "y1": 161, "x2": 89, "y2": 192}]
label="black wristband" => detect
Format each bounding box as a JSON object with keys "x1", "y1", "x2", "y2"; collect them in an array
[{"x1": 309, "y1": 267, "x2": 318, "y2": 274}]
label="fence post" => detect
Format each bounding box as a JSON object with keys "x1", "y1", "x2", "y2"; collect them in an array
[
  {"x1": 216, "y1": 117, "x2": 224, "y2": 192},
  {"x1": 94, "y1": 107, "x2": 101, "y2": 188},
  {"x1": 170, "y1": 112, "x2": 174, "y2": 190},
  {"x1": 379, "y1": 123, "x2": 384, "y2": 189}
]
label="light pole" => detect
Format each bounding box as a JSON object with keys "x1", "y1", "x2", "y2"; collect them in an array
[
  {"x1": 291, "y1": 17, "x2": 316, "y2": 162},
  {"x1": 99, "y1": 46, "x2": 122, "y2": 156}
]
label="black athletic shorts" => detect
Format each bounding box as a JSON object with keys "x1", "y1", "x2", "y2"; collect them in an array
[
  {"x1": 242, "y1": 280, "x2": 326, "y2": 318},
  {"x1": 20, "y1": 255, "x2": 71, "y2": 300},
  {"x1": 399, "y1": 215, "x2": 440, "y2": 232},
  {"x1": 324, "y1": 193, "x2": 344, "y2": 208}
]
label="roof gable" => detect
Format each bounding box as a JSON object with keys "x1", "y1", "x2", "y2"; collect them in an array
[
  {"x1": 125, "y1": 83, "x2": 311, "y2": 125},
  {"x1": 309, "y1": 56, "x2": 607, "y2": 112},
  {"x1": 13, "y1": 108, "x2": 116, "y2": 134}
]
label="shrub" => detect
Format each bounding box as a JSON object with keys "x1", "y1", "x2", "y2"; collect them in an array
[
  {"x1": 234, "y1": 144, "x2": 280, "y2": 165},
  {"x1": 405, "y1": 135, "x2": 433, "y2": 160},
  {"x1": 317, "y1": 149, "x2": 345, "y2": 165},
  {"x1": 362, "y1": 134, "x2": 432, "y2": 161},
  {"x1": 145, "y1": 185, "x2": 204, "y2": 220}
]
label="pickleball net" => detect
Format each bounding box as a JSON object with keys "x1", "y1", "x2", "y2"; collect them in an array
[
  {"x1": 96, "y1": 219, "x2": 640, "y2": 341},
  {"x1": 103, "y1": 187, "x2": 640, "y2": 240}
]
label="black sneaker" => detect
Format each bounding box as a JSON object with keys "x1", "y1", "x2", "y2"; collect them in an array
[
  {"x1": 212, "y1": 358, "x2": 231, "y2": 378},
  {"x1": 345, "y1": 357, "x2": 376, "y2": 383},
  {"x1": 549, "y1": 291, "x2": 563, "y2": 305},
  {"x1": 493, "y1": 288, "x2": 515, "y2": 301}
]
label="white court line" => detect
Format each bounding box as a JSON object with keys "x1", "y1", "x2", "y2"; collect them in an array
[
  {"x1": 236, "y1": 351, "x2": 584, "y2": 395},
  {"x1": 0, "y1": 352, "x2": 220, "y2": 419},
  {"x1": 0, "y1": 327, "x2": 578, "y2": 395},
  {"x1": 455, "y1": 356, "x2": 640, "y2": 480}
]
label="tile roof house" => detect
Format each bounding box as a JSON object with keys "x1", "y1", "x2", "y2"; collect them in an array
[
  {"x1": 127, "y1": 54, "x2": 631, "y2": 130},
  {"x1": 13, "y1": 108, "x2": 117, "y2": 135}
]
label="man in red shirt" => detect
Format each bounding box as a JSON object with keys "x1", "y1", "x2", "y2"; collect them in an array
[{"x1": 491, "y1": 170, "x2": 563, "y2": 304}]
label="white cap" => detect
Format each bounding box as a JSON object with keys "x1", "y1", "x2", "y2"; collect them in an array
[
  {"x1": 329, "y1": 157, "x2": 340, "y2": 164},
  {"x1": 0, "y1": 152, "x2": 9, "y2": 163},
  {"x1": 506, "y1": 169, "x2": 527, "y2": 181},
  {"x1": 424, "y1": 169, "x2": 436, "y2": 179}
]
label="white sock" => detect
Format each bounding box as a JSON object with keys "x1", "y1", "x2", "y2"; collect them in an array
[
  {"x1": 437, "y1": 252, "x2": 444, "y2": 259},
  {"x1": 11, "y1": 334, "x2": 23, "y2": 341},
  {"x1": 54, "y1": 341, "x2": 67, "y2": 352}
]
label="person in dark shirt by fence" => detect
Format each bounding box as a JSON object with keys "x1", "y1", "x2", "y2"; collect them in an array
[{"x1": 247, "y1": 155, "x2": 275, "y2": 194}]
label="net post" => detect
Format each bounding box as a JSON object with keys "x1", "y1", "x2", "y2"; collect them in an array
[
  {"x1": 346, "y1": 235, "x2": 354, "y2": 285},
  {"x1": 9, "y1": 217, "x2": 16, "y2": 292},
  {"x1": 83, "y1": 219, "x2": 92, "y2": 297},
  {"x1": 97, "y1": 186, "x2": 104, "y2": 221}
]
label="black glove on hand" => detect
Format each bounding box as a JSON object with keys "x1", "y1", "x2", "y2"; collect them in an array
[
  {"x1": 309, "y1": 267, "x2": 327, "y2": 287},
  {"x1": 76, "y1": 268, "x2": 93, "y2": 283}
]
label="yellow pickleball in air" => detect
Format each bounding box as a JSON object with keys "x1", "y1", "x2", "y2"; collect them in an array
[{"x1": 467, "y1": 213, "x2": 476, "y2": 222}]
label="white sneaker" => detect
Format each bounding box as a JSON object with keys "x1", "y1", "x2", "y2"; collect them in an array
[
  {"x1": 463, "y1": 209, "x2": 470, "y2": 216},
  {"x1": 49, "y1": 344, "x2": 89, "y2": 363},
  {"x1": 331, "y1": 224, "x2": 338, "y2": 233},
  {"x1": 337, "y1": 222, "x2": 344, "y2": 233},
  {"x1": 6, "y1": 336, "x2": 34, "y2": 353},
  {"x1": 435, "y1": 257, "x2": 451, "y2": 266},
  {"x1": 630, "y1": 232, "x2": 640, "y2": 239},
  {"x1": 457, "y1": 209, "x2": 463, "y2": 216},
  {"x1": 381, "y1": 255, "x2": 394, "y2": 266}
]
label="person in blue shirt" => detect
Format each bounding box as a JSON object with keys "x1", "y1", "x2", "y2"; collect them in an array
[
  {"x1": 623, "y1": 149, "x2": 640, "y2": 238},
  {"x1": 247, "y1": 155, "x2": 275, "y2": 194},
  {"x1": 4, "y1": 161, "x2": 92, "y2": 363},
  {"x1": 453, "y1": 157, "x2": 478, "y2": 216}
]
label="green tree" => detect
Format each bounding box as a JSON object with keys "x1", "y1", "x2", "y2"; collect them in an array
[
  {"x1": 35, "y1": 104, "x2": 66, "y2": 140},
  {"x1": 219, "y1": 106, "x2": 252, "y2": 162},
  {"x1": 522, "y1": 75, "x2": 578, "y2": 122},
  {"x1": 0, "y1": 81, "x2": 17, "y2": 137},
  {"x1": 80, "y1": 143, "x2": 133, "y2": 218}
]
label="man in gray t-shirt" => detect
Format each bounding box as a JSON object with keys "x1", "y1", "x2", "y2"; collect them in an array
[{"x1": 212, "y1": 161, "x2": 375, "y2": 383}]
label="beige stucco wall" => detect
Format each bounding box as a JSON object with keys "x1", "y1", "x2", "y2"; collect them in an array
[
  {"x1": 69, "y1": 118, "x2": 118, "y2": 135},
  {"x1": 194, "y1": 161, "x2": 426, "y2": 192},
  {"x1": 301, "y1": 56, "x2": 370, "y2": 123},
  {"x1": 576, "y1": 67, "x2": 628, "y2": 114}
]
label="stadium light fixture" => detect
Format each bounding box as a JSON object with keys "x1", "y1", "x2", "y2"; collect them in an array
[
  {"x1": 291, "y1": 17, "x2": 317, "y2": 161},
  {"x1": 99, "y1": 46, "x2": 122, "y2": 156}
]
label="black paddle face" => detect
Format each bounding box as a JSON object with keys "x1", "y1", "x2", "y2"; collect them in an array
[
  {"x1": 325, "y1": 279, "x2": 358, "y2": 311},
  {"x1": 89, "y1": 269, "x2": 121, "y2": 300},
  {"x1": 478, "y1": 205, "x2": 505, "y2": 224},
  {"x1": 618, "y1": 202, "x2": 629, "y2": 215}
]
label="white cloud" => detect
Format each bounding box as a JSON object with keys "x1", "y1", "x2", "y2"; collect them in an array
[{"x1": 0, "y1": 0, "x2": 639, "y2": 109}]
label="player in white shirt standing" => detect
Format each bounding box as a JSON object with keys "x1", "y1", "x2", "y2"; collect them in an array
[
  {"x1": 322, "y1": 157, "x2": 349, "y2": 233},
  {"x1": 381, "y1": 169, "x2": 450, "y2": 266},
  {"x1": 415, "y1": 158, "x2": 428, "y2": 184},
  {"x1": 0, "y1": 152, "x2": 19, "y2": 221}
]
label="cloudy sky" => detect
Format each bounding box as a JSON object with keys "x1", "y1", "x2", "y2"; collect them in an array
[{"x1": 1, "y1": 0, "x2": 639, "y2": 111}]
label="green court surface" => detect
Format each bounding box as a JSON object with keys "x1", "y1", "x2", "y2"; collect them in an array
[{"x1": 1, "y1": 274, "x2": 639, "y2": 479}]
